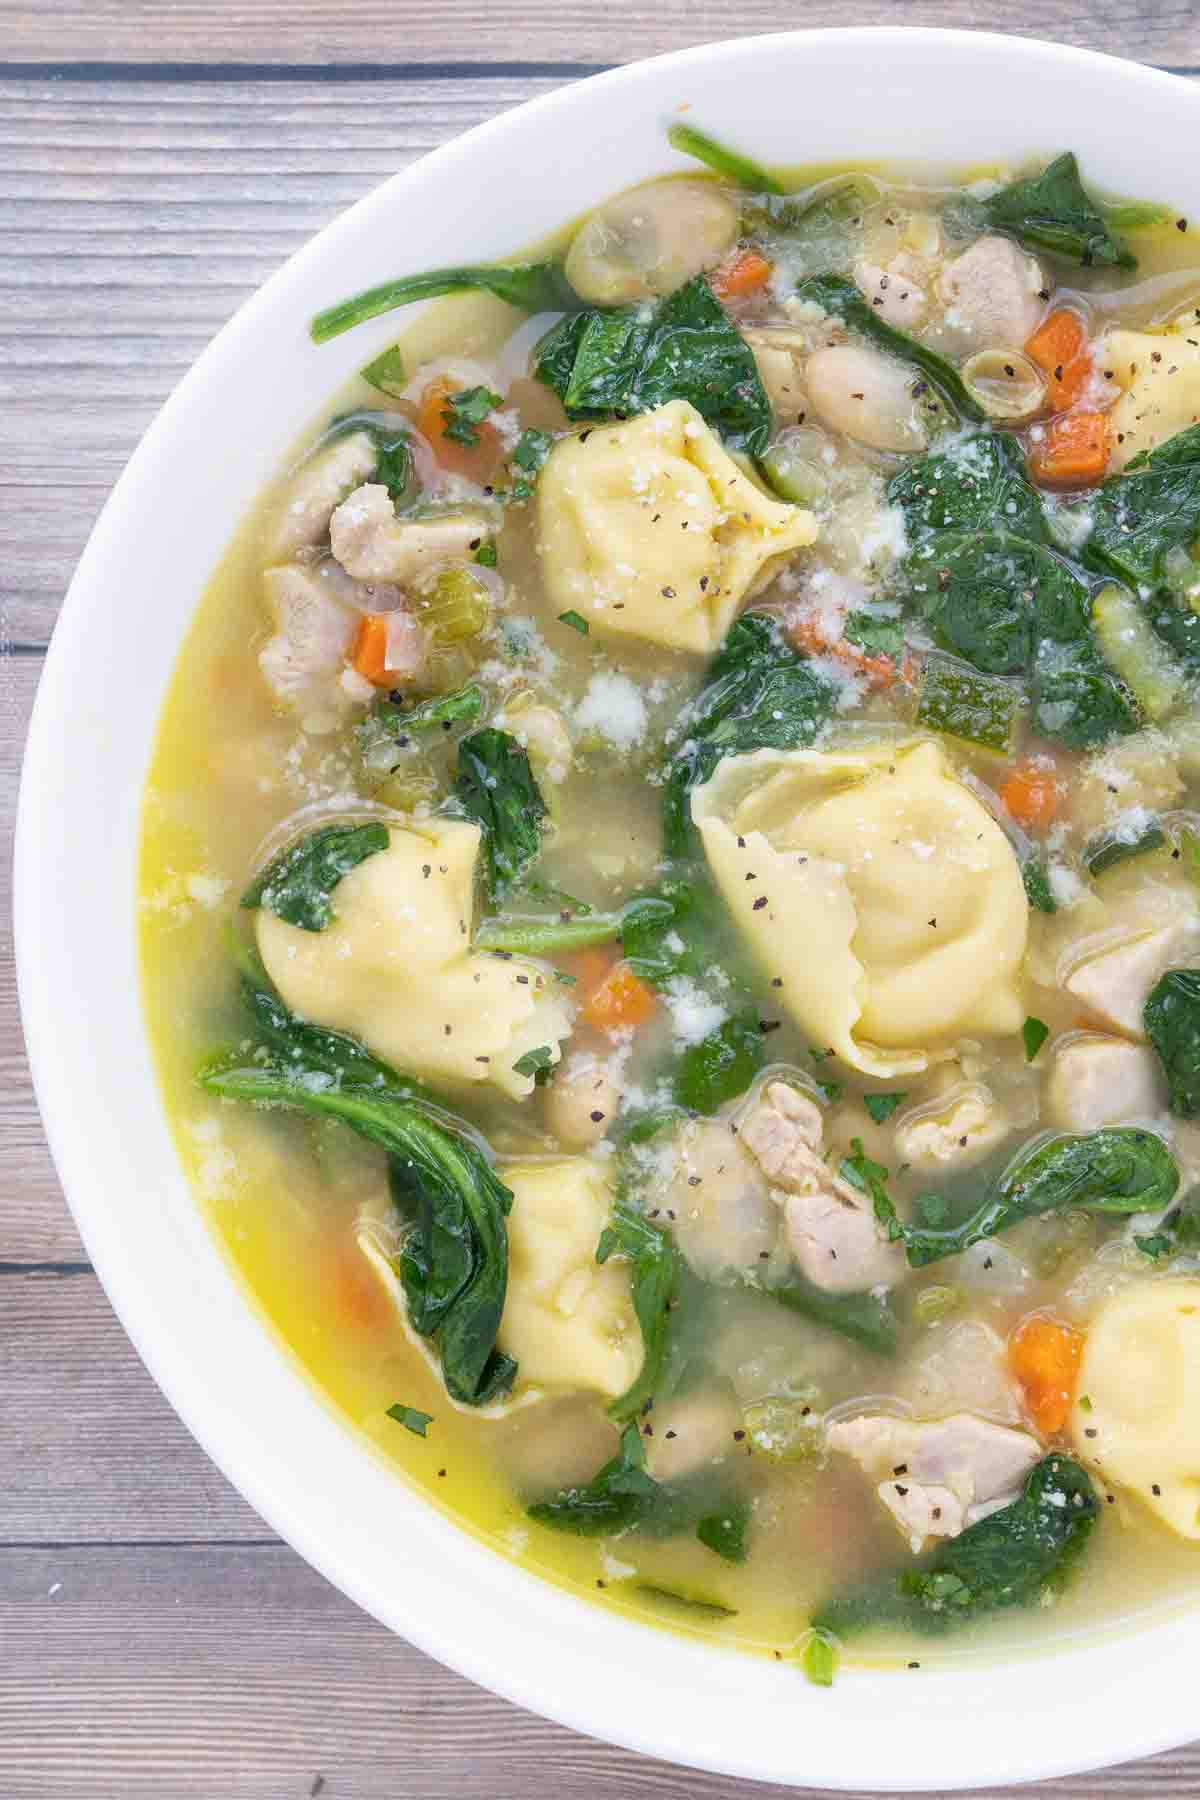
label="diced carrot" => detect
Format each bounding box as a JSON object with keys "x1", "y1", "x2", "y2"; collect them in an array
[
  {"x1": 787, "y1": 614, "x2": 900, "y2": 693},
  {"x1": 581, "y1": 961, "x2": 658, "y2": 1032},
  {"x1": 333, "y1": 1243, "x2": 391, "y2": 1331},
  {"x1": 559, "y1": 945, "x2": 618, "y2": 992},
  {"x1": 710, "y1": 246, "x2": 773, "y2": 301},
  {"x1": 1009, "y1": 1314, "x2": 1085, "y2": 1435},
  {"x1": 1027, "y1": 411, "x2": 1109, "y2": 488},
  {"x1": 416, "y1": 375, "x2": 503, "y2": 482},
  {"x1": 1026, "y1": 308, "x2": 1093, "y2": 411},
  {"x1": 351, "y1": 613, "x2": 396, "y2": 686},
  {"x1": 999, "y1": 761, "x2": 1061, "y2": 832}
]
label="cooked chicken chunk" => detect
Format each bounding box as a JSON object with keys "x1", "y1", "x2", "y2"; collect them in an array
[
  {"x1": 743, "y1": 328, "x2": 810, "y2": 426},
  {"x1": 258, "y1": 564, "x2": 360, "y2": 733},
  {"x1": 937, "y1": 235, "x2": 1046, "y2": 352},
  {"x1": 1065, "y1": 926, "x2": 1192, "y2": 1037},
  {"x1": 269, "y1": 429, "x2": 378, "y2": 558},
  {"x1": 894, "y1": 1084, "x2": 1010, "y2": 1175},
  {"x1": 738, "y1": 1082, "x2": 906, "y2": 1293},
  {"x1": 330, "y1": 484, "x2": 494, "y2": 585},
  {"x1": 1047, "y1": 1035, "x2": 1164, "y2": 1131},
  {"x1": 826, "y1": 1412, "x2": 1041, "y2": 1547},
  {"x1": 855, "y1": 260, "x2": 928, "y2": 332}
]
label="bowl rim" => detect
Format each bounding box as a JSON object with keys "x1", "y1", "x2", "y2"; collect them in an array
[{"x1": 16, "y1": 27, "x2": 1200, "y2": 1791}]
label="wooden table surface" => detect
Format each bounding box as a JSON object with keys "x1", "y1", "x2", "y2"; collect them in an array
[{"x1": 4, "y1": 5, "x2": 1200, "y2": 1794}]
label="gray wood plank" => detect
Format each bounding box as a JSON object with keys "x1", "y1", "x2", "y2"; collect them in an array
[
  {"x1": 0, "y1": 1268, "x2": 273, "y2": 1541},
  {"x1": 0, "y1": 654, "x2": 81, "y2": 1261},
  {"x1": 2, "y1": 1541, "x2": 1197, "y2": 1799},
  {"x1": 0, "y1": 0, "x2": 1196, "y2": 70}
]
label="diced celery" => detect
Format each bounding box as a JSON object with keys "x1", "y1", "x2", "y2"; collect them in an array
[
  {"x1": 417, "y1": 566, "x2": 492, "y2": 643},
  {"x1": 759, "y1": 427, "x2": 829, "y2": 506},
  {"x1": 1092, "y1": 583, "x2": 1187, "y2": 723}
]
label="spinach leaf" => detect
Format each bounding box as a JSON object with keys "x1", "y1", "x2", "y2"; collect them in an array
[
  {"x1": 533, "y1": 274, "x2": 772, "y2": 454},
  {"x1": 662, "y1": 614, "x2": 836, "y2": 859},
  {"x1": 1030, "y1": 642, "x2": 1141, "y2": 748},
  {"x1": 325, "y1": 410, "x2": 414, "y2": 505},
  {"x1": 844, "y1": 610, "x2": 904, "y2": 661},
  {"x1": 240, "y1": 822, "x2": 388, "y2": 932},
  {"x1": 1135, "y1": 1188, "x2": 1200, "y2": 1260},
  {"x1": 900, "y1": 1127, "x2": 1179, "y2": 1268},
  {"x1": 916, "y1": 655, "x2": 1022, "y2": 754},
  {"x1": 454, "y1": 728, "x2": 547, "y2": 901},
  {"x1": 596, "y1": 1203, "x2": 685, "y2": 1423},
  {"x1": 1145, "y1": 968, "x2": 1200, "y2": 1117},
  {"x1": 312, "y1": 261, "x2": 579, "y2": 344},
  {"x1": 371, "y1": 683, "x2": 483, "y2": 737},
  {"x1": 1080, "y1": 425, "x2": 1200, "y2": 593},
  {"x1": 511, "y1": 1045, "x2": 555, "y2": 1084},
  {"x1": 528, "y1": 1421, "x2": 745, "y2": 1557},
  {"x1": 981, "y1": 153, "x2": 1135, "y2": 270},
  {"x1": 887, "y1": 433, "x2": 1045, "y2": 545},
  {"x1": 673, "y1": 1006, "x2": 764, "y2": 1116},
  {"x1": 360, "y1": 345, "x2": 406, "y2": 398},
  {"x1": 200, "y1": 1062, "x2": 516, "y2": 1406},
  {"x1": 696, "y1": 1501, "x2": 751, "y2": 1564},
  {"x1": 906, "y1": 532, "x2": 1091, "y2": 675},
  {"x1": 814, "y1": 1455, "x2": 1098, "y2": 1639},
  {"x1": 768, "y1": 1274, "x2": 898, "y2": 1355},
  {"x1": 228, "y1": 935, "x2": 429, "y2": 1101},
  {"x1": 386, "y1": 1404, "x2": 433, "y2": 1437},
  {"x1": 794, "y1": 272, "x2": 985, "y2": 424},
  {"x1": 441, "y1": 385, "x2": 501, "y2": 446},
  {"x1": 1022, "y1": 1016, "x2": 1050, "y2": 1062},
  {"x1": 863, "y1": 1092, "x2": 906, "y2": 1124},
  {"x1": 666, "y1": 120, "x2": 783, "y2": 193}
]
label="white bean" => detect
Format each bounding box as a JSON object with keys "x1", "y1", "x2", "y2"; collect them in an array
[{"x1": 804, "y1": 344, "x2": 933, "y2": 452}]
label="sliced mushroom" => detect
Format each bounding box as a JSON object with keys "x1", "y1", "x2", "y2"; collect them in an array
[{"x1": 564, "y1": 178, "x2": 739, "y2": 307}]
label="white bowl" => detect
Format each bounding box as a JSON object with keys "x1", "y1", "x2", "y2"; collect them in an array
[{"x1": 16, "y1": 28, "x2": 1200, "y2": 1790}]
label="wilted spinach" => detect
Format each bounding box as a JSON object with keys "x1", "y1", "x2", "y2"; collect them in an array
[
  {"x1": 907, "y1": 532, "x2": 1090, "y2": 675},
  {"x1": 240, "y1": 821, "x2": 388, "y2": 932},
  {"x1": 1136, "y1": 1188, "x2": 1200, "y2": 1260},
  {"x1": 897, "y1": 1127, "x2": 1179, "y2": 1268},
  {"x1": 454, "y1": 728, "x2": 547, "y2": 901},
  {"x1": 768, "y1": 1275, "x2": 899, "y2": 1356},
  {"x1": 794, "y1": 272, "x2": 984, "y2": 425},
  {"x1": 661, "y1": 614, "x2": 835, "y2": 859},
  {"x1": 1145, "y1": 968, "x2": 1200, "y2": 1118},
  {"x1": 312, "y1": 260, "x2": 579, "y2": 344},
  {"x1": 814, "y1": 1456, "x2": 1099, "y2": 1639},
  {"x1": 980, "y1": 152, "x2": 1135, "y2": 270},
  {"x1": 1080, "y1": 424, "x2": 1200, "y2": 594},
  {"x1": 596, "y1": 1202, "x2": 686, "y2": 1423},
  {"x1": 199, "y1": 1058, "x2": 517, "y2": 1406},
  {"x1": 887, "y1": 433, "x2": 1045, "y2": 545},
  {"x1": 533, "y1": 274, "x2": 772, "y2": 454}
]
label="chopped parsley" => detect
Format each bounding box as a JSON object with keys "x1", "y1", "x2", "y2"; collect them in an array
[
  {"x1": 558, "y1": 609, "x2": 590, "y2": 634},
  {"x1": 386, "y1": 1404, "x2": 434, "y2": 1437},
  {"x1": 442, "y1": 384, "x2": 501, "y2": 446},
  {"x1": 863, "y1": 1091, "x2": 907, "y2": 1124},
  {"x1": 512, "y1": 1044, "x2": 555, "y2": 1083},
  {"x1": 1022, "y1": 1016, "x2": 1050, "y2": 1062}
]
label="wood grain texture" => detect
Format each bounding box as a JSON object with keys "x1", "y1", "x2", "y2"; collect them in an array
[
  {"x1": 0, "y1": 0, "x2": 1197, "y2": 69},
  {"x1": 4, "y1": 18, "x2": 1200, "y2": 1794}
]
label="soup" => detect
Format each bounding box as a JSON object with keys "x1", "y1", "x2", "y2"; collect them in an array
[{"x1": 141, "y1": 135, "x2": 1200, "y2": 1678}]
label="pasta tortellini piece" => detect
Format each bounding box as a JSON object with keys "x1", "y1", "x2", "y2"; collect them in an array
[
  {"x1": 536, "y1": 400, "x2": 818, "y2": 654},
  {"x1": 691, "y1": 739, "x2": 1028, "y2": 1077},
  {"x1": 1072, "y1": 1279, "x2": 1200, "y2": 1538},
  {"x1": 257, "y1": 818, "x2": 571, "y2": 1099},
  {"x1": 1102, "y1": 328, "x2": 1200, "y2": 471},
  {"x1": 497, "y1": 1159, "x2": 643, "y2": 1399}
]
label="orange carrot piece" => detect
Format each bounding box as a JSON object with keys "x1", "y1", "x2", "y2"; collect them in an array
[
  {"x1": 581, "y1": 961, "x2": 658, "y2": 1032},
  {"x1": 786, "y1": 614, "x2": 899, "y2": 693},
  {"x1": 352, "y1": 613, "x2": 393, "y2": 686},
  {"x1": 1009, "y1": 1314, "x2": 1085, "y2": 1435},
  {"x1": 999, "y1": 762, "x2": 1061, "y2": 832},
  {"x1": 1028, "y1": 411, "x2": 1109, "y2": 488},
  {"x1": 710, "y1": 247, "x2": 773, "y2": 301},
  {"x1": 416, "y1": 375, "x2": 502, "y2": 481},
  {"x1": 1026, "y1": 308, "x2": 1092, "y2": 411}
]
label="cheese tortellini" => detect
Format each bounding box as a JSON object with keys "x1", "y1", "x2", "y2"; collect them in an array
[
  {"x1": 1072, "y1": 1279, "x2": 1200, "y2": 1538},
  {"x1": 1102, "y1": 327, "x2": 1200, "y2": 471},
  {"x1": 691, "y1": 739, "x2": 1028, "y2": 1077},
  {"x1": 497, "y1": 1159, "x2": 643, "y2": 1399},
  {"x1": 536, "y1": 399, "x2": 818, "y2": 654},
  {"x1": 256, "y1": 818, "x2": 571, "y2": 1100}
]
